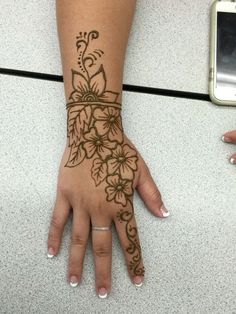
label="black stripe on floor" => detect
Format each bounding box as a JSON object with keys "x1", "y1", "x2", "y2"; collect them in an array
[{"x1": 0, "y1": 67, "x2": 211, "y2": 102}]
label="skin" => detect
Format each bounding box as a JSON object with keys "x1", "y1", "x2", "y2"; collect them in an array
[
  {"x1": 222, "y1": 130, "x2": 236, "y2": 164},
  {"x1": 47, "y1": 0, "x2": 169, "y2": 297}
]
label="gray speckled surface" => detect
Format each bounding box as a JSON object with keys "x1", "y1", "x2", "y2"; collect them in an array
[
  {"x1": 0, "y1": 0, "x2": 212, "y2": 93},
  {"x1": 0, "y1": 75, "x2": 235, "y2": 313}
]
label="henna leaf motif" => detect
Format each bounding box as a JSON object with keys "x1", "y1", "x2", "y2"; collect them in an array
[
  {"x1": 91, "y1": 158, "x2": 108, "y2": 186},
  {"x1": 65, "y1": 143, "x2": 86, "y2": 167},
  {"x1": 67, "y1": 105, "x2": 92, "y2": 146}
]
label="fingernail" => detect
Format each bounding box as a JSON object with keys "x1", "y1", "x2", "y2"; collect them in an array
[
  {"x1": 98, "y1": 287, "x2": 108, "y2": 299},
  {"x1": 222, "y1": 135, "x2": 231, "y2": 143},
  {"x1": 160, "y1": 205, "x2": 170, "y2": 217},
  {"x1": 47, "y1": 247, "x2": 55, "y2": 258},
  {"x1": 230, "y1": 157, "x2": 235, "y2": 164},
  {"x1": 70, "y1": 276, "x2": 79, "y2": 287},
  {"x1": 133, "y1": 276, "x2": 143, "y2": 287}
]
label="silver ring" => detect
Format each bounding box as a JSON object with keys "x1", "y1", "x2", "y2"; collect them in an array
[{"x1": 92, "y1": 226, "x2": 111, "y2": 231}]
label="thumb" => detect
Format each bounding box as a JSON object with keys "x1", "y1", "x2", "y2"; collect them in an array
[{"x1": 135, "y1": 156, "x2": 169, "y2": 218}]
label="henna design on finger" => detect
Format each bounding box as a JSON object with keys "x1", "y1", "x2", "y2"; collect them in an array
[
  {"x1": 117, "y1": 199, "x2": 145, "y2": 277},
  {"x1": 65, "y1": 30, "x2": 143, "y2": 277}
]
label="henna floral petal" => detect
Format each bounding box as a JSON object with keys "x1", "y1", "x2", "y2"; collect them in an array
[
  {"x1": 115, "y1": 191, "x2": 127, "y2": 206},
  {"x1": 99, "y1": 91, "x2": 119, "y2": 103},
  {"x1": 108, "y1": 125, "x2": 123, "y2": 143},
  {"x1": 84, "y1": 127, "x2": 97, "y2": 141},
  {"x1": 103, "y1": 138, "x2": 117, "y2": 149},
  {"x1": 120, "y1": 163, "x2": 134, "y2": 180},
  {"x1": 69, "y1": 90, "x2": 83, "y2": 102},
  {"x1": 125, "y1": 156, "x2": 138, "y2": 171},
  {"x1": 112, "y1": 144, "x2": 123, "y2": 158},
  {"x1": 108, "y1": 107, "x2": 120, "y2": 117},
  {"x1": 72, "y1": 70, "x2": 89, "y2": 93},
  {"x1": 107, "y1": 158, "x2": 120, "y2": 174},
  {"x1": 83, "y1": 141, "x2": 96, "y2": 158},
  {"x1": 123, "y1": 144, "x2": 137, "y2": 158},
  {"x1": 97, "y1": 145, "x2": 112, "y2": 160},
  {"x1": 124, "y1": 180, "x2": 133, "y2": 196},
  {"x1": 106, "y1": 174, "x2": 119, "y2": 186},
  {"x1": 93, "y1": 107, "x2": 108, "y2": 120},
  {"x1": 94, "y1": 120, "x2": 109, "y2": 136},
  {"x1": 90, "y1": 65, "x2": 106, "y2": 96},
  {"x1": 105, "y1": 186, "x2": 117, "y2": 201}
]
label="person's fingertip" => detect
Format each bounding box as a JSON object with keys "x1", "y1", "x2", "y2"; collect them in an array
[
  {"x1": 47, "y1": 247, "x2": 56, "y2": 258},
  {"x1": 222, "y1": 135, "x2": 232, "y2": 143},
  {"x1": 160, "y1": 204, "x2": 170, "y2": 218},
  {"x1": 133, "y1": 276, "x2": 144, "y2": 287},
  {"x1": 230, "y1": 157, "x2": 236, "y2": 164}
]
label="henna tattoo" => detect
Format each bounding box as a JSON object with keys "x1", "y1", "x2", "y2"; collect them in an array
[
  {"x1": 117, "y1": 199, "x2": 145, "y2": 276},
  {"x1": 65, "y1": 30, "x2": 144, "y2": 277}
]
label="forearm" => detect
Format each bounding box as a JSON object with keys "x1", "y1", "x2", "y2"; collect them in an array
[{"x1": 56, "y1": 0, "x2": 136, "y2": 105}]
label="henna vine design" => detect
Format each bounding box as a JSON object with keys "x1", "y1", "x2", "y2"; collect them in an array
[{"x1": 66, "y1": 30, "x2": 144, "y2": 276}]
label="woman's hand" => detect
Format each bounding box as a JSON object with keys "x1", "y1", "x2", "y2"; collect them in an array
[
  {"x1": 222, "y1": 130, "x2": 236, "y2": 164},
  {"x1": 47, "y1": 104, "x2": 169, "y2": 298}
]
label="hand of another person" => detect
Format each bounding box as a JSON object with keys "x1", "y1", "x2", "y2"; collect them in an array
[{"x1": 222, "y1": 130, "x2": 236, "y2": 164}]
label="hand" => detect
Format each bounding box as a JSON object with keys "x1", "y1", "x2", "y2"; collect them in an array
[
  {"x1": 47, "y1": 104, "x2": 169, "y2": 298},
  {"x1": 222, "y1": 130, "x2": 236, "y2": 164}
]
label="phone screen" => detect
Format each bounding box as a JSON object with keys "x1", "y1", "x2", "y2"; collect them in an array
[{"x1": 216, "y1": 12, "x2": 236, "y2": 89}]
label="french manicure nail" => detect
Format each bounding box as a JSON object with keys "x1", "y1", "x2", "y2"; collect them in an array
[
  {"x1": 160, "y1": 205, "x2": 170, "y2": 217},
  {"x1": 98, "y1": 287, "x2": 108, "y2": 299},
  {"x1": 230, "y1": 157, "x2": 235, "y2": 164},
  {"x1": 222, "y1": 135, "x2": 231, "y2": 143},
  {"x1": 47, "y1": 247, "x2": 55, "y2": 258},
  {"x1": 70, "y1": 276, "x2": 79, "y2": 287},
  {"x1": 133, "y1": 276, "x2": 143, "y2": 287}
]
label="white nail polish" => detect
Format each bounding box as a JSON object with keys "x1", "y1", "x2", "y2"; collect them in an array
[
  {"x1": 70, "y1": 276, "x2": 79, "y2": 287},
  {"x1": 98, "y1": 288, "x2": 108, "y2": 299},
  {"x1": 162, "y1": 211, "x2": 170, "y2": 217},
  {"x1": 221, "y1": 136, "x2": 226, "y2": 142},
  {"x1": 230, "y1": 158, "x2": 235, "y2": 164},
  {"x1": 70, "y1": 281, "x2": 78, "y2": 288},
  {"x1": 98, "y1": 292, "x2": 107, "y2": 299},
  {"x1": 47, "y1": 253, "x2": 54, "y2": 258},
  {"x1": 160, "y1": 205, "x2": 170, "y2": 217},
  {"x1": 134, "y1": 282, "x2": 143, "y2": 287}
]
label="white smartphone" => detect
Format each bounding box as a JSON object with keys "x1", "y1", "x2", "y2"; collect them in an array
[{"x1": 209, "y1": 0, "x2": 236, "y2": 106}]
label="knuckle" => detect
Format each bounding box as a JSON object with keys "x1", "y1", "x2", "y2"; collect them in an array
[
  {"x1": 150, "y1": 188, "x2": 161, "y2": 202},
  {"x1": 50, "y1": 214, "x2": 63, "y2": 233},
  {"x1": 93, "y1": 245, "x2": 110, "y2": 258},
  {"x1": 58, "y1": 181, "x2": 71, "y2": 197},
  {"x1": 71, "y1": 233, "x2": 87, "y2": 247}
]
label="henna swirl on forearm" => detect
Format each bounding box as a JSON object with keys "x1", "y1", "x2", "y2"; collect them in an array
[{"x1": 65, "y1": 30, "x2": 144, "y2": 277}]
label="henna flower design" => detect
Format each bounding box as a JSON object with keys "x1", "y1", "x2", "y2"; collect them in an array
[
  {"x1": 105, "y1": 174, "x2": 133, "y2": 206},
  {"x1": 107, "y1": 144, "x2": 138, "y2": 180},
  {"x1": 93, "y1": 107, "x2": 123, "y2": 143},
  {"x1": 70, "y1": 65, "x2": 119, "y2": 103},
  {"x1": 83, "y1": 127, "x2": 117, "y2": 160}
]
